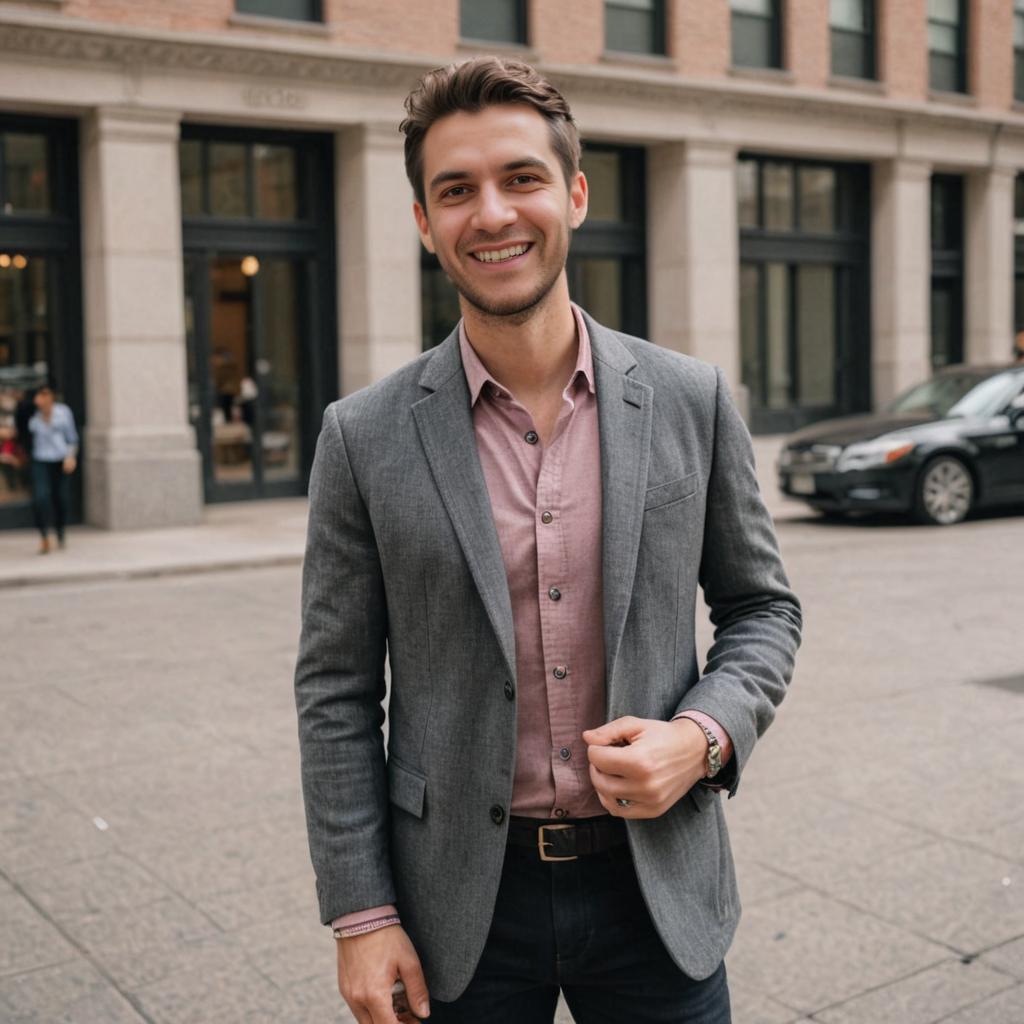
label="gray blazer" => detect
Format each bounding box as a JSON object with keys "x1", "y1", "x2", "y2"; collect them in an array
[{"x1": 295, "y1": 310, "x2": 801, "y2": 1002}]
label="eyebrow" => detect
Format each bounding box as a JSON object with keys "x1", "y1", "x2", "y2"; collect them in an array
[{"x1": 428, "y1": 157, "x2": 554, "y2": 195}]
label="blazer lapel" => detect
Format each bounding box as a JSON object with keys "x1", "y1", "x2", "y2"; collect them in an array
[
  {"x1": 412, "y1": 329, "x2": 517, "y2": 679},
  {"x1": 584, "y1": 312, "x2": 654, "y2": 690}
]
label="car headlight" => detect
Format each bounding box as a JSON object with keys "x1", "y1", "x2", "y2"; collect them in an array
[{"x1": 836, "y1": 438, "x2": 915, "y2": 472}]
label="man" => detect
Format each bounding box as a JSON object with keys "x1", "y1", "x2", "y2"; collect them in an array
[{"x1": 295, "y1": 57, "x2": 801, "y2": 1024}]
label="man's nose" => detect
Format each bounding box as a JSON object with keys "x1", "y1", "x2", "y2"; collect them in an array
[{"x1": 471, "y1": 183, "x2": 517, "y2": 234}]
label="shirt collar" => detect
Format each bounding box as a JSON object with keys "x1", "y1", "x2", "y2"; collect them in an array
[{"x1": 459, "y1": 302, "x2": 596, "y2": 408}]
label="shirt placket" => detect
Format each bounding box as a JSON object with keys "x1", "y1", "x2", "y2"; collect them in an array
[{"x1": 535, "y1": 391, "x2": 582, "y2": 816}]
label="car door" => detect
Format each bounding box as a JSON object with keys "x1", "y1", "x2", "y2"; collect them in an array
[{"x1": 967, "y1": 387, "x2": 1024, "y2": 503}]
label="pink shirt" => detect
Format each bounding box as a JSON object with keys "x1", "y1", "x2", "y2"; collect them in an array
[{"x1": 334, "y1": 305, "x2": 730, "y2": 933}]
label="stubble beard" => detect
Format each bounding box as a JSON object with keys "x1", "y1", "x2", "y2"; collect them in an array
[{"x1": 441, "y1": 230, "x2": 570, "y2": 326}]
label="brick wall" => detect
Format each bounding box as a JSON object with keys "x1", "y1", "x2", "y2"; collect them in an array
[
  {"x1": 878, "y1": 0, "x2": 928, "y2": 100},
  {"x1": 785, "y1": 0, "x2": 829, "y2": 88},
  {"x1": 969, "y1": 0, "x2": 1013, "y2": 109},
  {"x1": 529, "y1": 0, "x2": 604, "y2": 65},
  {"x1": 673, "y1": 0, "x2": 730, "y2": 78}
]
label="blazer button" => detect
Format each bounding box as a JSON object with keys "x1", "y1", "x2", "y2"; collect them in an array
[
  {"x1": 490, "y1": 805, "x2": 505, "y2": 825},
  {"x1": 504, "y1": 680, "x2": 515, "y2": 701}
]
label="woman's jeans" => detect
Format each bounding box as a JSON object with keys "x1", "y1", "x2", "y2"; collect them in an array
[
  {"x1": 426, "y1": 838, "x2": 732, "y2": 1023},
  {"x1": 31, "y1": 459, "x2": 69, "y2": 540}
]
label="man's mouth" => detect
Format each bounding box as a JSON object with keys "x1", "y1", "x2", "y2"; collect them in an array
[{"x1": 470, "y1": 243, "x2": 532, "y2": 264}]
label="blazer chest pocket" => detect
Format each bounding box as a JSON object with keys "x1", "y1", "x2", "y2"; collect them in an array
[
  {"x1": 644, "y1": 471, "x2": 699, "y2": 513},
  {"x1": 388, "y1": 757, "x2": 426, "y2": 819}
]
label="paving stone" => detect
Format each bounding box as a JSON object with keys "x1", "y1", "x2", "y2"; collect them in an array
[
  {"x1": 725, "y1": 889, "x2": 951, "y2": 1014},
  {"x1": 0, "y1": 957, "x2": 144, "y2": 1023},
  {"x1": 18, "y1": 852, "x2": 174, "y2": 919},
  {"x1": 0, "y1": 884, "x2": 77, "y2": 978},
  {"x1": 980, "y1": 936, "x2": 1024, "y2": 980},
  {"x1": 200, "y1": 873, "x2": 315, "y2": 931},
  {"x1": 828, "y1": 840, "x2": 1024, "y2": 954},
  {"x1": 813, "y1": 957, "x2": 1017, "y2": 1024},
  {"x1": 937, "y1": 982, "x2": 1024, "y2": 1023},
  {"x1": 0, "y1": 777, "x2": 110, "y2": 877},
  {"x1": 735, "y1": 860, "x2": 807, "y2": 908},
  {"x1": 726, "y1": 977, "x2": 805, "y2": 1023},
  {"x1": 235, "y1": 912, "x2": 329, "y2": 989}
]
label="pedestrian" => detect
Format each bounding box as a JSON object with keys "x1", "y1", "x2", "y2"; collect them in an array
[
  {"x1": 1014, "y1": 330, "x2": 1024, "y2": 364},
  {"x1": 295, "y1": 56, "x2": 802, "y2": 1024},
  {"x1": 28, "y1": 383, "x2": 78, "y2": 554}
]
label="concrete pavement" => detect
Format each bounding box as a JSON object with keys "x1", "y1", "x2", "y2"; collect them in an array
[{"x1": 2, "y1": 437, "x2": 1023, "y2": 1023}]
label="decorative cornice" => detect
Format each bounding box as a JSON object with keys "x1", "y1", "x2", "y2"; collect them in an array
[{"x1": 2, "y1": 8, "x2": 1024, "y2": 148}]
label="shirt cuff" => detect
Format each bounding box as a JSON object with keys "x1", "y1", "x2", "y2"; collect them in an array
[
  {"x1": 673, "y1": 711, "x2": 734, "y2": 766},
  {"x1": 331, "y1": 905, "x2": 400, "y2": 937}
]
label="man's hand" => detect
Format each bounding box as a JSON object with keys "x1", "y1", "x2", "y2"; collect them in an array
[
  {"x1": 583, "y1": 716, "x2": 708, "y2": 819},
  {"x1": 336, "y1": 925, "x2": 430, "y2": 1024},
  {"x1": 62, "y1": 455, "x2": 76, "y2": 475}
]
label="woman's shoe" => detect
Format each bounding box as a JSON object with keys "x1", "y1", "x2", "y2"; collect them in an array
[{"x1": 38, "y1": 537, "x2": 50, "y2": 555}]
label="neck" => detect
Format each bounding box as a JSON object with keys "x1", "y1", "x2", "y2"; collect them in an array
[{"x1": 460, "y1": 277, "x2": 578, "y2": 400}]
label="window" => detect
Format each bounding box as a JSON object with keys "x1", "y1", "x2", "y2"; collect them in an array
[
  {"x1": 180, "y1": 139, "x2": 302, "y2": 221},
  {"x1": 731, "y1": 0, "x2": 782, "y2": 69},
  {"x1": 830, "y1": 0, "x2": 874, "y2": 79},
  {"x1": 927, "y1": 0, "x2": 966, "y2": 93},
  {"x1": 235, "y1": 0, "x2": 320, "y2": 22},
  {"x1": 1015, "y1": 1, "x2": 1024, "y2": 102},
  {"x1": 605, "y1": 0, "x2": 665, "y2": 56},
  {"x1": 737, "y1": 156, "x2": 871, "y2": 433},
  {"x1": 460, "y1": 0, "x2": 527, "y2": 45},
  {"x1": 930, "y1": 174, "x2": 964, "y2": 369}
]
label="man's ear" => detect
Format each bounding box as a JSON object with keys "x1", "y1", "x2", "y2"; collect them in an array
[
  {"x1": 413, "y1": 200, "x2": 435, "y2": 253},
  {"x1": 569, "y1": 170, "x2": 588, "y2": 231}
]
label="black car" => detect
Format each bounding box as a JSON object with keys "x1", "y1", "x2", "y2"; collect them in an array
[{"x1": 777, "y1": 364, "x2": 1024, "y2": 525}]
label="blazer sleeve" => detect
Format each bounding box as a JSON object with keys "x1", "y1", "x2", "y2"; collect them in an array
[
  {"x1": 673, "y1": 366, "x2": 803, "y2": 796},
  {"x1": 294, "y1": 403, "x2": 395, "y2": 924}
]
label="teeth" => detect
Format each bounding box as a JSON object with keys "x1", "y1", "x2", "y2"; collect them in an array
[{"x1": 473, "y1": 244, "x2": 528, "y2": 263}]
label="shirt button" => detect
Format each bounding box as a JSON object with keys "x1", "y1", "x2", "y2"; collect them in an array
[
  {"x1": 554, "y1": 807, "x2": 567, "y2": 818},
  {"x1": 548, "y1": 587, "x2": 561, "y2": 602},
  {"x1": 524, "y1": 430, "x2": 539, "y2": 445},
  {"x1": 490, "y1": 805, "x2": 505, "y2": 825},
  {"x1": 503, "y1": 680, "x2": 515, "y2": 701},
  {"x1": 541, "y1": 511, "x2": 553, "y2": 524},
  {"x1": 559, "y1": 747, "x2": 571, "y2": 761},
  {"x1": 553, "y1": 665, "x2": 567, "y2": 680}
]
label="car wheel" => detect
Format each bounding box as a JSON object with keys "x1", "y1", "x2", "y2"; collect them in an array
[{"x1": 914, "y1": 456, "x2": 974, "y2": 526}]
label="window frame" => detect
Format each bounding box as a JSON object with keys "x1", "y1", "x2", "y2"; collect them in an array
[
  {"x1": 927, "y1": 0, "x2": 968, "y2": 95},
  {"x1": 459, "y1": 0, "x2": 529, "y2": 46},
  {"x1": 730, "y1": 0, "x2": 783, "y2": 70},
  {"x1": 1015, "y1": 0, "x2": 1024, "y2": 102},
  {"x1": 829, "y1": 0, "x2": 875, "y2": 80},
  {"x1": 234, "y1": 0, "x2": 322, "y2": 23},
  {"x1": 603, "y1": 0, "x2": 667, "y2": 57}
]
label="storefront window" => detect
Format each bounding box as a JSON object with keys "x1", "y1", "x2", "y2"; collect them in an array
[{"x1": 3, "y1": 134, "x2": 50, "y2": 214}]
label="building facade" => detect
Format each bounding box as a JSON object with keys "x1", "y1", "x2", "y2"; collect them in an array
[{"x1": 0, "y1": 0, "x2": 1022, "y2": 529}]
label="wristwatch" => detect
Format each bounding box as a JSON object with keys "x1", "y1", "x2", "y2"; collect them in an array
[{"x1": 692, "y1": 721, "x2": 722, "y2": 779}]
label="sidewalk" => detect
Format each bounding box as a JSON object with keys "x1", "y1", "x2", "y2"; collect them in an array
[{"x1": 0, "y1": 436, "x2": 800, "y2": 589}]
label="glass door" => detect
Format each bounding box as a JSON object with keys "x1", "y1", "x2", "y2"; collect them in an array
[{"x1": 186, "y1": 252, "x2": 305, "y2": 501}]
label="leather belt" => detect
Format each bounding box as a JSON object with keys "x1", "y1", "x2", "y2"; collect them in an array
[{"x1": 506, "y1": 815, "x2": 628, "y2": 862}]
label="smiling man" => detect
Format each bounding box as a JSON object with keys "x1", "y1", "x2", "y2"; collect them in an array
[{"x1": 295, "y1": 57, "x2": 802, "y2": 1024}]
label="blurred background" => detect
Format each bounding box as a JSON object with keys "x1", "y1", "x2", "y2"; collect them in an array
[{"x1": 1, "y1": 1, "x2": 1023, "y2": 1022}]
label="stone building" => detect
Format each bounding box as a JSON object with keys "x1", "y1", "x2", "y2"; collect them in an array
[{"x1": 0, "y1": 0, "x2": 1021, "y2": 529}]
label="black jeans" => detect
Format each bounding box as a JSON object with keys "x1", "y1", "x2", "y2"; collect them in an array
[
  {"x1": 31, "y1": 459, "x2": 69, "y2": 540},
  {"x1": 427, "y1": 836, "x2": 731, "y2": 1023}
]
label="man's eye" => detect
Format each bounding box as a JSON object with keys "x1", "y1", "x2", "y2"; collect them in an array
[
  {"x1": 510, "y1": 175, "x2": 537, "y2": 186},
  {"x1": 442, "y1": 186, "x2": 469, "y2": 199}
]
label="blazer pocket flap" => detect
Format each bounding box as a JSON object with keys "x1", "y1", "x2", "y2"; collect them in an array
[
  {"x1": 644, "y1": 472, "x2": 699, "y2": 511},
  {"x1": 388, "y1": 757, "x2": 426, "y2": 818}
]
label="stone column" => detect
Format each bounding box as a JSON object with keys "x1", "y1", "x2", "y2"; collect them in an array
[
  {"x1": 336, "y1": 123, "x2": 422, "y2": 396},
  {"x1": 647, "y1": 140, "x2": 743, "y2": 411},
  {"x1": 871, "y1": 158, "x2": 932, "y2": 407},
  {"x1": 80, "y1": 107, "x2": 202, "y2": 529},
  {"x1": 964, "y1": 165, "x2": 1015, "y2": 365}
]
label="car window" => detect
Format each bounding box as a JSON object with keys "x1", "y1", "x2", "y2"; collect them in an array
[
  {"x1": 947, "y1": 372, "x2": 1024, "y2": 418},
  {"x1": 887, "y1": 373, "x2": 989, "y2": 417}
]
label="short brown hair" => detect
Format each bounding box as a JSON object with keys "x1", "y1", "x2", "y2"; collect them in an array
[{"x1": 400, "y1": 56, "x2": 581, "y2": 208}]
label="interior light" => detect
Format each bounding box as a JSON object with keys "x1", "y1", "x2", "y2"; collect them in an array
[
  {"x1": 240, "y1": 255, "x2": 260, "y2": 277},
  {"x1": 12, "y1": 254, "x2": 27, "y2": 270},
  {"x1": 0, "y1": 254, "x2": 10, "y2": 269}
]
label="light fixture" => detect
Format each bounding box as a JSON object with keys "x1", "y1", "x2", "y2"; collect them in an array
[
  {"x1": 12, "y1": 254, "x2": 27, "y2": 270},
  {"x1": 0, "y1": 254, "x2": 10, "y2": 269},
  {"x1": 240, "y1": 255, "x2": 260, "y2": 277}
]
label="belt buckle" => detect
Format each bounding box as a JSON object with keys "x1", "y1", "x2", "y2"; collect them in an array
[{"x1": 538, "y1": 823, "x2": 577, "y2": 862}]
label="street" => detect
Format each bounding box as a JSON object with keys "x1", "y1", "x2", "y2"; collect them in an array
[{"x1": 2, "y1": 507, "x2": 1023, "y2": 1022}]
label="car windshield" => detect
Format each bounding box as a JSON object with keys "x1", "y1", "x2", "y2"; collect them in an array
[{"x1": 886, "y1": 372, "x2": 1015, "y2": 418}]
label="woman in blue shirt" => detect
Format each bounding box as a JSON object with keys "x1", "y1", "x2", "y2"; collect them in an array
[{"x1": 28, "y1": 384, "x2": 78, "y2": 554}]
